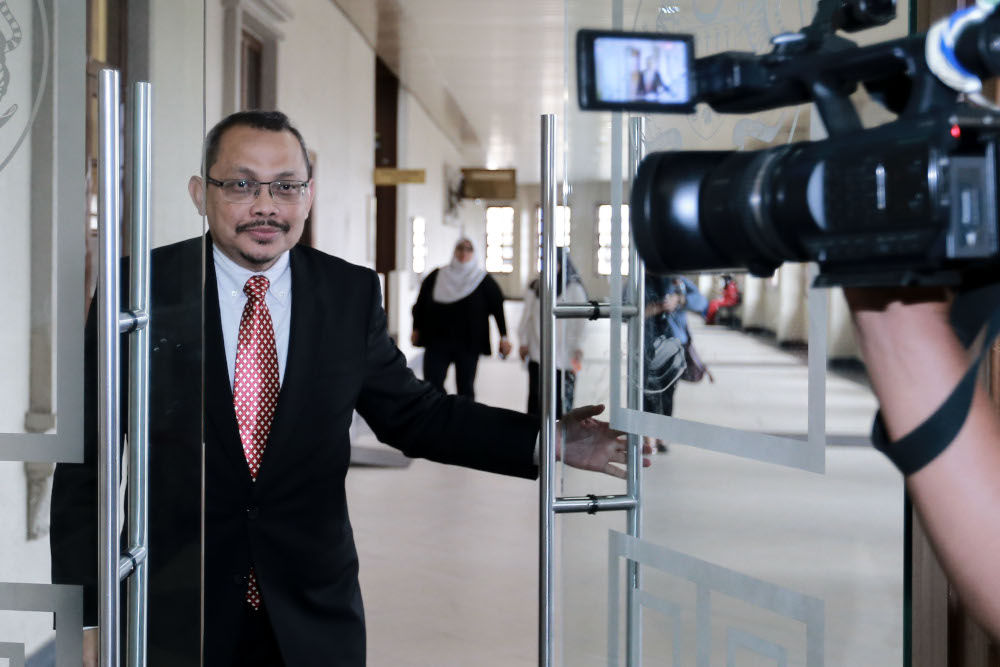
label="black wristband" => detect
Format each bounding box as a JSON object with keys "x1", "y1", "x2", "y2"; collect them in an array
[{"x1": 871, "y1": 282, "x2": 1000, "y2": 475}]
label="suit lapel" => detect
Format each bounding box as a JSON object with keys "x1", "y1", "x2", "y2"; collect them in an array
[
  {"x1": 254, "y1": 245, "x2": 322, "y2": 483},
  {"x1": 203, "y1": 238, "x2": 248, "y2": 473}
]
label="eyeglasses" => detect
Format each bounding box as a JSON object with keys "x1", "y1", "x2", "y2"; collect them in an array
[{"x1": 205, "y1": 176, "x2": 309, "y2": 205}]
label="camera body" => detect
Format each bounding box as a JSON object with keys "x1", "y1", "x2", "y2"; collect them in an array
[
  {"x1": 632, "y1": 108, "x2": 1000, "y2": 286},
  {"x1": 578, "y1": 0, "x2": 1000, "y2": 286}
]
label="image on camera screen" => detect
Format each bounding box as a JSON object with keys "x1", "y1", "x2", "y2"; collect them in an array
[{"x1": 593, "y1": 36, "x2": 691, "y2": 105}]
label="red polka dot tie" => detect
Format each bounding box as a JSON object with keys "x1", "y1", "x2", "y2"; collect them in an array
[{"x1": 233, "y1": 275, "x2": 280, "y2": 609}]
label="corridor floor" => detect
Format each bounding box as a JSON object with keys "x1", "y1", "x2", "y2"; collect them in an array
[{"x1": 346, "y1": 309, "x2": 904, "y2": 666}]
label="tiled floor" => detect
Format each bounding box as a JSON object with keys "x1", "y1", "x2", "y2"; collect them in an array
[{"x1": 347, "y1": 310, "x2": 904, "y2": 666}]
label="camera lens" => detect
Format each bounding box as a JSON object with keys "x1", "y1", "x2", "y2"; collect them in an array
[{"x1": 631, "y1": 149, "x2": 801, "y2": 277}]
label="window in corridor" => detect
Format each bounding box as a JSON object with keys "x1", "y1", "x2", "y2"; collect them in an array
[
  {"x1": 535, "y1": 205, "x2": 571, "y2": 271},
  {"x1": 411, "y1": 216, "x2": 427, "y2": 274},
  {"x1": 485, "y1": 206, "x2": 515, "y2": 273},
  {"x1": 597, "y1": 204, "x2": 630, "y2": 276}
]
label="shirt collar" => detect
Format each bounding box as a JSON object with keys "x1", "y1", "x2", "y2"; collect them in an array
[{"x1": 213, "y1": 245, "x2": 292, "y2": 305}]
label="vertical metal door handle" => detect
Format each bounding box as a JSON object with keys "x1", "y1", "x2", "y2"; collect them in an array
[
  {"x1": 538, "y1": 113, "x2": 557, "y2": 667},
  {"x1": 625, "y1": 115, "x2": 647, "y2": 667},
  {"x1": 125, "y1": 81, "x2": 152, "y2": 667},
  {"x1": 97, "y1": 67, "x2": 122, "y2": 667}
]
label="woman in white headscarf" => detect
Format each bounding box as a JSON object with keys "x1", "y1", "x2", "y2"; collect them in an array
[{"x1": 411, "y1": 238, "x2": 511, "y2": 399}]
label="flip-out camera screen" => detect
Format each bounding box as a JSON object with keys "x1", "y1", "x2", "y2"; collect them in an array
[{"x1": 578, "y1": 30, "x2": 695, "y2": 112}]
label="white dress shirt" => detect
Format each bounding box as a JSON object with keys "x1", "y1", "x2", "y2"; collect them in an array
[
  {"x1": 214, "y1": 246, "x2": 548, "y2": 465},
  {"x1": 517, "y1": 281, "x2": 587, "y2": 369},
  {"x1": 213, "y1": 246, "x2": 293, "y2": 388}
]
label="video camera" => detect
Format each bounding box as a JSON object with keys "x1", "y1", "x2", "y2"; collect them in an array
[{"x1": 577, "y1": 0, "x2": 1000, "y2": 286}]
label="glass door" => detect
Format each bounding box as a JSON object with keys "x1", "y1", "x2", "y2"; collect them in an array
[
  {"x1": 0, "y1": 0, "x2": 206, "y2": 664},
  {"x1": 555, "y1": 0, "x2": 909, "y2": 664}
]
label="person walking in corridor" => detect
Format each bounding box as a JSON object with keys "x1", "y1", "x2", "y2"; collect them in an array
[
  {"x1": 518, "y1": 248, "x2": 587, "y2": 418},
  {"x1": 411, "y1": 238, "x2": 511, "y2": 399}
]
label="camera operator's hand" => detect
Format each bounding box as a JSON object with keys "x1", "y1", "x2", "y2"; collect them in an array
[
  {"x1": 845, "y1": 287, "x2": 957, "y2": 441},
  {"x1": 645, "y1": 293, "x2": 681, "y2": 318},
  {"x1": 845, "y1": 287, "x2": 1000, "y2": 640}
]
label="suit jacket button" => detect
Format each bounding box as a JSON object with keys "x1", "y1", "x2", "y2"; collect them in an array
[{"x1": 246, "y1": 506, "x2": 260, "y2": 520}]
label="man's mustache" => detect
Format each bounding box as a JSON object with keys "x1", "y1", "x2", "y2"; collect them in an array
[{"x1": 236, "y1": 219, "x2": 291, "y2": 233}]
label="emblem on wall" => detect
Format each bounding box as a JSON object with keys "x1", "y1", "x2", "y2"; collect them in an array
[
  {"x1": 0, "y1": 0, "x2": 23, "y2": 131},
  {"x1": 0, "y1": 0, "x2": 49, "y2": 175},
  {"x1": 633, "y1": 0, "x2": 811, "y2": 152}
]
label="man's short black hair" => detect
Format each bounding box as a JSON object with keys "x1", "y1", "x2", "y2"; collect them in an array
[{"x1": 202, "y1": 110, "x2": 312, "y2": 179}]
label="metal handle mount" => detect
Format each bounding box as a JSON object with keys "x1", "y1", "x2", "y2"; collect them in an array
[{"x1": 536, "y1": 114, "x2": 648, "y2": 667}]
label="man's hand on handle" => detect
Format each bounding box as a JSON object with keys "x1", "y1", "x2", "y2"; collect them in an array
[{"x1": 556, "y1": 405, "x2": 652, "y2": 479}]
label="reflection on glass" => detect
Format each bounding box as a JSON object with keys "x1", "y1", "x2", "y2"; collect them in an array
[
  {"x1": 640, "y1": 274, "x2": 706, "y2": 440},
  {"x1": 596, "y1": 204, "x2": 630, "y2": 276},
  {"x1": 536, "y1": 205, "x2": 571, "y2": 271}
]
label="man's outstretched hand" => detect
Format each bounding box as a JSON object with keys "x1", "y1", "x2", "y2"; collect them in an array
[{"x1": 556, "y1": 405, "x2": 653, "y2": 479}]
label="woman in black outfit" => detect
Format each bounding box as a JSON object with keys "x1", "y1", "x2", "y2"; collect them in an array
[{"x1": 411, "y1": 238, "x2": 511, "y2": 399}]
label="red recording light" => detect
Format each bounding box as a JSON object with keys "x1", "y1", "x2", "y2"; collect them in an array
[{"x1": 951, "y1": 124, "x2": 962, "y2": 139}]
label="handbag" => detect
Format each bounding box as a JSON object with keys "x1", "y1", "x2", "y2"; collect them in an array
[
  {"x1": 680, "y1": 333, "x2": 714, "y2": 383},
  {"x1": 645, "y1": 334, "x2": 686, "y2": 394}
]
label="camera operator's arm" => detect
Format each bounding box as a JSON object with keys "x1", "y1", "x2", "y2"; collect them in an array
[{"x1": 846, "y1": 288, "x2": 1000, "y2": 639}]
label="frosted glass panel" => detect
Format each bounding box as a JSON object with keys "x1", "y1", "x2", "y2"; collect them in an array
[{"x1": 558, "y1": 1, "x2": 908, "y2": 664}]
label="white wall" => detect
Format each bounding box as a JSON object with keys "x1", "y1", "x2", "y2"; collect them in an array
[
  {"x1": 272, "y1": 0, "x2": 374, "y2": 266},
  {"x1": 775, "y1": 264, "x2": 809, "y2": 344},
  {"x1": 203, "y1": 0, "x2": 375, "y2": 267},
  {"x1": 149, "y1": 0, "x2": 210, "y2": 247},
  {"x1": 393, "y1": 89, "x2": 484, "y2": 351}
]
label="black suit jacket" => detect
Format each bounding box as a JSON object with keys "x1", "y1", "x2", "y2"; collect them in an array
[
  {"x1": 411, "y1": 269, "x2": 508, "y2": 355},
  {"x1": 635, "y1": 70, "x2": 669, "y2": 96},
  {"x1": 52, "y1": 236, "x2": 540, "y2": 666}
]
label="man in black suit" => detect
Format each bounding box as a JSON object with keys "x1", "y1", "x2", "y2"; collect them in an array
[
  {"x1": 52, "y1": 110, "x2": 643, "y2": 666},
  {"x1": 635, "y1": 55, "x2": 671, "y2": 97}
]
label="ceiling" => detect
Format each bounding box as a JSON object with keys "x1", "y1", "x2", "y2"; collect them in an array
[
  {"x1": 329, "y1": 0, "x2": 911, "y2": 185},
  {"x1": 332, "y1": 0, "x2": 607, "y2": 184}
]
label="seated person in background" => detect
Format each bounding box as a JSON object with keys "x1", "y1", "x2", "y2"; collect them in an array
[
  {"x1": 519, "y1": 248, "x2": 588, "y2": 418},
  {"x1": 705, "y1": 274, "x2": 741, "y2": 325}
]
